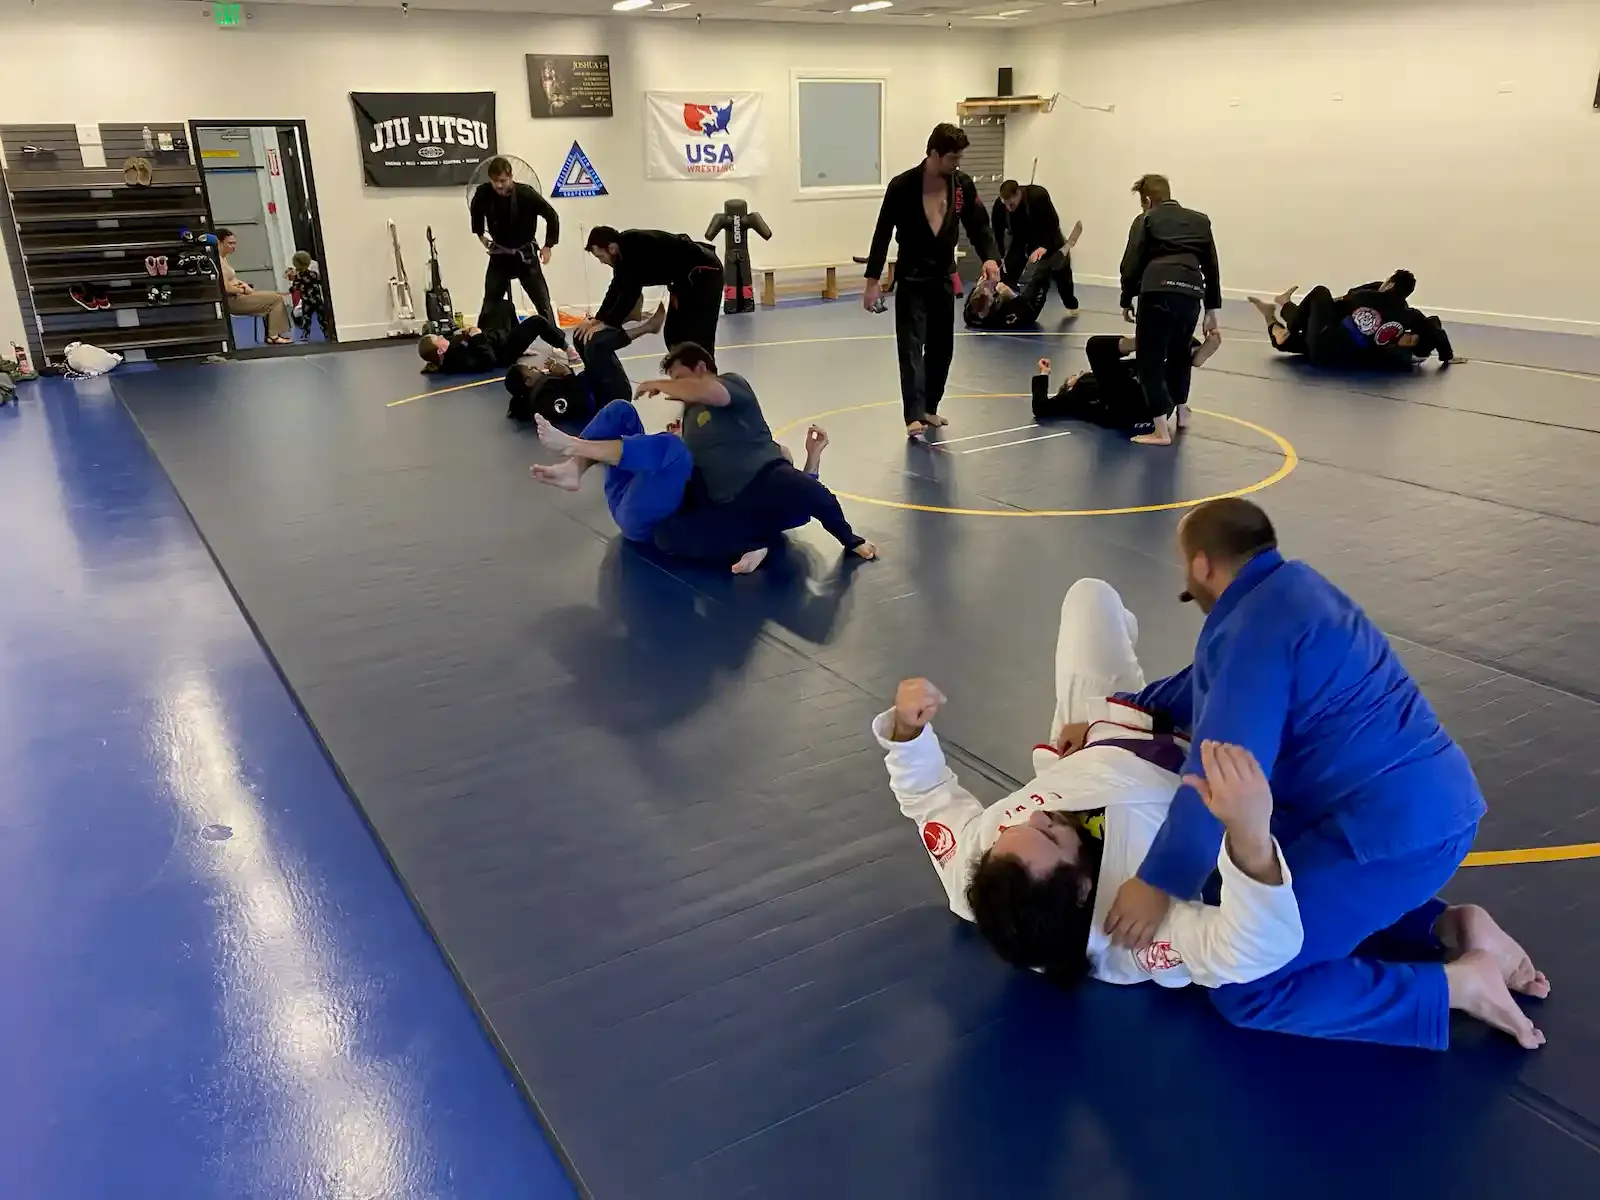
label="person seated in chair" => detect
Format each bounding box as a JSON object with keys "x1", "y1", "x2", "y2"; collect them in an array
[{"x1": 218, "y1": 228, "x2": 292, "y2": 345}]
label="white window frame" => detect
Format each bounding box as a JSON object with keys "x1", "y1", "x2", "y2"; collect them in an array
[{"x1": 790, "y1": 69, "x2": 888, "y2": 201}]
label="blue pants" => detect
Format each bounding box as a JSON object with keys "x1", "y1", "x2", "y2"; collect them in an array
[
  {"x1": 581, "y1": 400, "x2": 693, "y2": 543},
  {"x1": 1209, "y1": 824, "x2": 1476, "y2": 1050},
  {"x1": 652, "y1": 460, "x2": 863, "y2": 565}
]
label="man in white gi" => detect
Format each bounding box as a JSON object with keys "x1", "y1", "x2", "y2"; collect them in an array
[{"x1": 874, "y1": 578, "x2": 1303, "y2": 988}]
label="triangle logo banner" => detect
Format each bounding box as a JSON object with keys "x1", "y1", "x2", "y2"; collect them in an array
[{"x1": 551, "y1": 141, "x2": 607, "y2": 199}]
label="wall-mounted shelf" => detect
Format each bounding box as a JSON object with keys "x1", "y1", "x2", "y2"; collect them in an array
[
  {"x1": 956, "y1": 94, "x2": 1058, "y2": 117},
  {"x1": 2, "y1": 123, "x2": 229, "y2": 368}
]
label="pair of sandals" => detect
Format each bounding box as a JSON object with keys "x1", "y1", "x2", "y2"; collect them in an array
[{"x1": 122, "y1": 157, "x2": 153, "y2": 188}]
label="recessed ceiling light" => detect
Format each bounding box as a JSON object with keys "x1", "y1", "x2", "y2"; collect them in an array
[
  {"x1": 613, "y1": 0, "x2": 652, "y2": 10},
  {"x1": 850, "y1": 1, "x2": 894, "y2": 10}
]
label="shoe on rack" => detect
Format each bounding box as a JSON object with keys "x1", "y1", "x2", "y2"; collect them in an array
[{"x1": 69, "y1": 285, "x2": 95, "y2": 311}]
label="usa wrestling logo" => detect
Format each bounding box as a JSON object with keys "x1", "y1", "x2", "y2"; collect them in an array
[
  {"x1": 1135, "y1": 941, "x2": 1184, "y2": 974},
  {"x1": 921, "y1": 821, "x2": 957, "y2": 864},
  {"x1": 682, "y1": 101, "x2": 736, "y2": 173}
]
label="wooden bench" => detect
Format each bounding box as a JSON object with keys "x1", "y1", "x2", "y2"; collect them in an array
[{"x1": 755, "y1": 252, "x2": 963, "y2": 307}]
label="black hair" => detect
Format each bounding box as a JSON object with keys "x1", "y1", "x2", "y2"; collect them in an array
[
  {"x1": 661, "y1": 341, "x2": 717, "y2": 374},
  {"x1": 216, "y1": 227, "x2": 235, "y2": 241},
  {"x1": 585, "y1": 225, "x2": 621, "y2": 250},
  {"x1": 485, "y1": 156, "x2": 513, "y2": 178},
  {"x1": 965, "y1": 828, "x2": 1102, "y2": 980},
  {"x1": 1388, "y1": 269, "x2": 1417, "y2": 300},
  {"x1": 998, "y1": 179, "x2": 1021, "y2": 201},
  {"x1": 1180, "y1": 498, "x2": 1278, "y2": 567},
  {"x1": 926, "y1": 123, "x2": 970, "y2": 157}
]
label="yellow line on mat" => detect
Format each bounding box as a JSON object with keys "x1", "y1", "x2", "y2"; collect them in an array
[{"x1": 1461, "y1": 843, "x2": 1600, "y2": 868}]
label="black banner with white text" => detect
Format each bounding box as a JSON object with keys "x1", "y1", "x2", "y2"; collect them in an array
[{"x1": 351, "y1": 92, "x2": 497, "y2": 187}]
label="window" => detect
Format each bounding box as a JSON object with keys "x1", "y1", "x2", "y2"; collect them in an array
[{"x1": 796, "y1": 77, "x2": 884, "y2": 193}]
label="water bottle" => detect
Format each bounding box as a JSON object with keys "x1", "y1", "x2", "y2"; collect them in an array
[{"x1": 141, "y1": 125, "x2": 154, "y2": 153}]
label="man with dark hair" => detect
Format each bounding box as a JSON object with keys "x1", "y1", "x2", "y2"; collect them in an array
[
  {"x1": 418, "y1": 302, "x2": 570, "y2": 374},
  {"x1": 864, "y1": 123, "x2": 1003, "y2": 438},
  {"x1": 1249, "y1": 273, "x2": 1460, "y2": 368},
  {"x1": 533, "y1": 343, "x2": 876, "y2": 574},
  {"x1": 579, "y1": 225, "x2": 724, "y2": 356},
  {"x1": 1119, "y1": 174, "x2": 1222, "y2": 447},
  {"x1": 1103, "y1": 498, "x2": 1548, "y2": 1050},
  {"x1": 470, "y1": 156, "x2": 561, "y2": 328},
  {"x1": 505, "y1": 304, "x2": 666, "y2": 423},
  {"x1": 1031, "y1": 330, "x2": 1220, "y2": 433},
  {"x1": 994, "y1": 179, "x2": 1081, "y2": 315}
]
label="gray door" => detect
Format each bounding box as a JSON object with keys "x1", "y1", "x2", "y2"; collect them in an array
[{"x1": 198, "y1": 127, "x2": 275, "y2": 291}]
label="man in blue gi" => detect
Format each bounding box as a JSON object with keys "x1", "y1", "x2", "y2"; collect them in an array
[{"x1": 1103, "y1": 498, "x2": 1549, "y2": 1049}]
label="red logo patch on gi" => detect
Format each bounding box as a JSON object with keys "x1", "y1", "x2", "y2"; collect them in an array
[
  {"x1": 922, "y1": 821, "x2": 957, "y2": 863},
  {"x1": 1374, "y1": 320, "x2": 1405, "y2": 346},
  {"x1": 1135, "y1": 941, "x2": 1184, "y2": 973}
]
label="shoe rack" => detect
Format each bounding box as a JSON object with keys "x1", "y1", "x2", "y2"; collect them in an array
[{"x1": 1, "y1": 122, "x2": 230, "y2": 368}]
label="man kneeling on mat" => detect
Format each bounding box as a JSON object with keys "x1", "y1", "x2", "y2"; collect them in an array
[
  {"x1": 418, "y1": 302, "x2": 575, "y2": 375},
  {"x1": 530, "y1": 342, "x2": 878, "y2": 575},
  {"x1": 875, "y1": 579, "x2": 1546, "y2": 1047},
  {"x1": 1033, "y1": 330, "x2": 1220, "y2": 436},
  {"x1": 1247, "y1": 273, "x2": 1462, "y2": 369}
]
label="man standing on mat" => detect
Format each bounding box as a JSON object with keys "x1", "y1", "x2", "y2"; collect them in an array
[
  {"x1": 1118, "y1": 174, "x2": 1221, "y2": 447},
  {"x1": 1102, "y1": 498, "x2": 1548, "y2": 1050},
  {"x1": 995, "y1": 180, "x2": 1081, "y2": 316},
  {"x1": 579, "y1": 226, "x2": 725, "y2": 354},
  {"x1": 470, "y1": 156, "x2": 561, "y2": 329},
  {"x1": 863, "y1": 123, "x2": 1003, "y2": 439},
  {"x1": 533, "y1": 343, "x2": 876, "y2": 574}
]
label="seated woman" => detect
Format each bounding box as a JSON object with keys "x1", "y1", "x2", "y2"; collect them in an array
[
  {"x1": 218, "y1": 228, "x2": 292, "y2": 345},
  {"x1": 1033, "y1": 330, "x2": 1221, "y2": 436}
]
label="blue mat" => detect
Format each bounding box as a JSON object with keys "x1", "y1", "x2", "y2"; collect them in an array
[{"x1": 115, "y1": 302, "x2": 1600, "y2": 1197}]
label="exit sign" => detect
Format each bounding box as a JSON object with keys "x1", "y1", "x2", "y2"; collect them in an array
[{"x1": 214, "y1": 3, "x2": 243, "y2": 26}]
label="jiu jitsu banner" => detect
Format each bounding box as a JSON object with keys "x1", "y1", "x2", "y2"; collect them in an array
[
  {"x1": 351, "y1": 91, "x2": 497, "y2": 187},
  {"x1": 645, "y1": 92, "x2": 767, "y2": 181}
]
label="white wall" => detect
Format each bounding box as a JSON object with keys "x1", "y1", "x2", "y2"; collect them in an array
[
  {"x1": 1004, "y1": 0, "x2": 1600, "y2": 333},
  {"x1": 0, "y1": 0, "x2": 1003, "y2": 347}
]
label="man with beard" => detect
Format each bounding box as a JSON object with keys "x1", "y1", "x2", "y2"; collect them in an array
[
  {"x1": 1102, "y1": 498, "x2": 1547, "y2": 1050},
  {"x1": 863, "y1": 123, "x2": 1003, "y2": 438}
]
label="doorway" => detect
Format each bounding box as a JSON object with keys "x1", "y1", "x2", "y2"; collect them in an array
[{"x1": 188, "y1": 118, "x2": 335, "y2": 356}]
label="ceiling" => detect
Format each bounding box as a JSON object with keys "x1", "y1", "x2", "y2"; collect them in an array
[{"x1": 212, "y1": 0, "x2": 1209, "y2": 31}]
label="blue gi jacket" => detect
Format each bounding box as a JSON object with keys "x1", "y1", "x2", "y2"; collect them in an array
[{"x1": 1127, "y1": 549, "x2": 1486, "y2": 899}]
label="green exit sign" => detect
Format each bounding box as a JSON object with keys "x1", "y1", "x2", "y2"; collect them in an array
[{"x1": 214, "y1": 3, "x2": 243, "y2": 26}]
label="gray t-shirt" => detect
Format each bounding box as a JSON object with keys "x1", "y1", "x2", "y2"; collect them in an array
[{"x1": 680, "y1": 372, "x2": 785, "y2": 503}]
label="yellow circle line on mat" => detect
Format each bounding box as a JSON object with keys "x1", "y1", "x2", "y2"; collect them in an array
[
  {"x1": 1461, "y1": 843, "x2": 1600, "y2": 868},
  {"x1": 773, "y1": 393, "x2": 1299, "y2": 518}
]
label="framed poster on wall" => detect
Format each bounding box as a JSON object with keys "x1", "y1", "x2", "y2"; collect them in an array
[
  {"x1": 350, "y1": 91, "x2": 497, "y2": 187},
  {"x1": 528, "y1": 56, "x2": 614, "y2": 119}
]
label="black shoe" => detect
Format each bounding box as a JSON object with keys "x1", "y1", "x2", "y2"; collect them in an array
[{"x1": 69, "y1": 285, "x2": 94, "y2": 311}]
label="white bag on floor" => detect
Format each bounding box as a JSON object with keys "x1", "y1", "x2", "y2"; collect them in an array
[{"x1": 63, "y1": 342, "x2": 123, "y2": 377}]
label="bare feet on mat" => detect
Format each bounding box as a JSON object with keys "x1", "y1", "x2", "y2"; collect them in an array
[
  {"x1": 1437, "y1": 904, "x2": 1550, "y2": 999},
  {"x1": 732, "y1": 547, "x2": 769, "y2": 574},
  {"x1": 1273, "y1": 285, "x2": 1299, "y2": 309},
  {"x1": 1247, "y1": 295, "x2": 1279, "y2": 322},
  {"x1": 534, "y1": 413, "x2": 578, "y2": 455},
  {"x1": 643, "y1": 302, "x2": 668, "y2": 336},
  {"x1": 1175, "y1": 404, "x2": 1191, "y2": 431},
  {"x1": 923, "y1": 412, "x2": 949, "y2": 428},
  {"x1": 1132, "y1": 417, "x2": 1174, "y2": 446},
  {"x1": 851, "y1": 542, "x2": 879, "y2": 562},
  {"x1": 1446, "y1": 950, "x2": 1545, "y2": 1048},
  {"x1": 906, "y1": 421, "x2": 927, "y2": 439},
  {"x1": 530, "y1": 460, "x2": 582, "y2": 492}
]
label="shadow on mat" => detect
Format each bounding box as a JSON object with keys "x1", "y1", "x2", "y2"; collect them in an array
[{"x1": 528, "y1": 534, "x2": 866, "y2": 738}]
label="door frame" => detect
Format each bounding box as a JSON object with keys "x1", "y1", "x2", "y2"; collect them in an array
[{"x1": 188, "y1": 117, "x2": 336, "y2": 357}]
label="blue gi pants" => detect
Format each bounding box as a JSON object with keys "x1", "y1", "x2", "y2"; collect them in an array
[
  {"x1": 1209, "y1": 824, "x2": 1476, "y2": 1050},
  {"x1": 581, "y1": 400, "x2": 693, "y2": 543}
]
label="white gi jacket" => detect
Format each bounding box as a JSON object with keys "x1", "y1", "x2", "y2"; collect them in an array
[{"x1": 873, "y1": 703, "x2": 1304, "y2": 988}]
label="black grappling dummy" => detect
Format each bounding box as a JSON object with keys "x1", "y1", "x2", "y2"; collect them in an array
[{"x1": 706, "y1": 199, "x2": 773, "y2": 314}]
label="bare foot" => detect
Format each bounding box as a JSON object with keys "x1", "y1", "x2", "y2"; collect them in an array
[
  {"x1": 923, "y1": 413, "x2": 949, "y2": 428},
  {"x1": 530, "y1": 459, "x2": 583, "y2": 492},
  {"x1": 1132, "y1": 417, "x2": 1173, "y2": 446},
  {"x1": 1061, "y1": 308, "x2": 1080, "y2": 318},
  {"x1": 1437, "y1": 904, "x2": 1550, "y2": 999},
  {"x1": 1175, "y1": 404, "x2": 1191, "y2": 431},
  {"x1": 534, "y1": 413, "x2": 578, "y2": 455},
  {"x1": 1273, "y1": 285, "x2": 1299, "y2": 309},
  {"x1": 1037, "y1": 357, "x2": 1052, "y2": 374},
  {"x1": 1247, "y1": 295, "x2": 1279, "y2": 322},
  {"x1": 906, "y1": 421, "x2": 927, "y2": 439},
  {"x1": 851, "y1": 542, "x2": 879, "y2": 561},
  {"x1": 732, "y1": 547, "x2": 769, "y2": 574},
  {"x1": 643, "y1": 302, "x2": 668, "y2": 337},
  {"x1": 1446, "y1": 950, "x2": 1545, "y2": 1049}
]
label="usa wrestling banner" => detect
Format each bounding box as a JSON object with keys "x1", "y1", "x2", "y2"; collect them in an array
[
  {"x1": 645, "y1": 91, "x2": 767, "y2": 181},
  {"x1": 351, "y1": 91, "x2": 497, "y2": 187}
]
